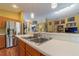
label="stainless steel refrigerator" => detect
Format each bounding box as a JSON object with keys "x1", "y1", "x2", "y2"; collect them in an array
[{"x1": 6, "y1": 21, "x2": 15, "y2": 48}]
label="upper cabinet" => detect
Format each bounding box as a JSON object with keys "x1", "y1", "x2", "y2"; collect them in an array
[{"x1": 0, "y1": 16, "x2": 6, "y2": 28}]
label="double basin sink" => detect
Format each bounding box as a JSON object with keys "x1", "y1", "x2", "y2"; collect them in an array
[{"x1": 21, "y1": 34, "x2": 52, "y2": 45}]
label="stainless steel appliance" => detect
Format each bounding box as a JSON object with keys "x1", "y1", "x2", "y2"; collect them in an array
[
  {"x1": 6, "y1": 21, "x2": 15, "y2": 48},
  {"x1": 6, "y1": 21, "x2": 21, "y2": 48}
]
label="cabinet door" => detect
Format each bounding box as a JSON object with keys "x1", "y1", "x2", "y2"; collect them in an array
[
  {"x1": 47, "y1": 21, "x2": 53, "y2": 32},
  {"x1": 0, "y1": 49, "x2": 6, "y2": 56},
  {"x1": 0, "y1": 35, "x2": 5, "y2": 48},
  {"x1": 18, "y1": 39, "x2": 26, "y2": 56},
  {"x1": 26, "y1": 43, "x2": 44, "y2": 56},
  {"x1": 17, "y1": 38, "x2": 44, "y2": 56},
  {"x1": 2, "y1": 18, "x2": 6, "y2": 28},
  {"x1": 0, "y1": 17, "x2": 6, "y2": 28},
  {"x1": 0, "y1": 17, "x2": 2, "y2": 28}
]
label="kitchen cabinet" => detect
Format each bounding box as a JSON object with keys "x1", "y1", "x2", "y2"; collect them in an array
[
  {"x1": 47, "y1": 21, "x2": 54, "y2": 32},
  {"x1": 37, "y1": 23, "x2": 45, "y2": 32},
  {"x1": 25, "y1": 42, "x2": 44, "y2": 56},
  {"x1": 17, "y1": 39, "x2": 26, "y2": 56},
  {"x1": 0, "y1": 17, "x2": 6, "y2": 28},
  {"x1": 17, "y1": 38, "x2": 44, "y2": 56},
  {"x1": 0, "y1": 48, "x2": 6, "y2": 56},
  {"x1": 61, "y1": 20, "x2": 65, "y2": 24},
  {"x1": 0, "y1": 35, "x2": 5, "y2": 49},
  {"x1": 54, "y1": 20, "x2": 65, "y2": 32}
]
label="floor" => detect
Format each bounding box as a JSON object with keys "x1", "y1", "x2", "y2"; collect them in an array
[{"x1": 0, "y1": 47, "x2": 18, "y2": 56}]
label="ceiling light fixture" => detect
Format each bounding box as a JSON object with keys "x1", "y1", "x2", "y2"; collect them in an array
[
  {"x1": 31, "y1": 12, "x2": 34, "y2": 19},
  {"x1": 51, "y1": 3, "x2": 57, "y2": 9},
  {"x1": 12, "y1": 4, "x2": 18, "y2": 8}
]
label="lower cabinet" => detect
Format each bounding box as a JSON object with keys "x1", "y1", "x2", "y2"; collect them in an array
[
  {"x1": 25, "y1": 43, "x2": 44, "y2": 56},
  {"x1": 18, "y1": 39, "x2": 26, "y2": 56},
  {"x1": 0, "y1": 35, "x2": 5, "y2": 49},
  {"x1": 17, "y1": 38, "x2": 44, "y2": 56}
]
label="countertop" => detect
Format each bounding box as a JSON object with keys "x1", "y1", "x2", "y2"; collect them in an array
[
  {"x1": 0, "y1": 34, "x2": 5, "y2": 35},
  {"x1": 16, "y1": 33, "x2": 79, "y2": 56}
]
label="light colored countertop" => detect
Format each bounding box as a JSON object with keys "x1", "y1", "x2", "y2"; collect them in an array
[
  {"x1": 0, "y1": 34, "x2": 5, "y2": 35},
  {"x1": 16, "y1": 33, "x2": 79, "y2": 56}
]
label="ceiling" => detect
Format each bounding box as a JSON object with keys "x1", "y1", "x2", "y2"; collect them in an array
[{"x1": 0, "y1": 3, "x2": 79, "y2": 20}]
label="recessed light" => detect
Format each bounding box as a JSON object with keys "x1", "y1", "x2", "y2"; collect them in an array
[
  {"x1": 31, "y1": 12, "x2": 34, "y2": 19},
  {"x1": 51, "y1": 3, "x2": 57, "y2": 9},
  {"x1": 12, "y1": 4, "x2": 18, "y2": 8}
]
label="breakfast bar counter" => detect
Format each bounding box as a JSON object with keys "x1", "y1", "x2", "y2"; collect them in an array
[{"x1": 16, "y1": 33, "x2": 79, "y2": 56}]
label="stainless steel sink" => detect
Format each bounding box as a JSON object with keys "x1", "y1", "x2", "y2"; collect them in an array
[
  {"x1": 21, "y1": 36, "x2": 52, "y2": 45},
  {"x1": 21, "y1": 33, "x2": 52, "y2": 45},
  {"x1": 30, "y1": 37, "x2": 52, "y2": 44}
]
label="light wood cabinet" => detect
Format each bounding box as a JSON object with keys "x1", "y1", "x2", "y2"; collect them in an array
[
  {"x1": 0, "y1": 35, "x2": 5, "y2": 49},
  {"x1": 0, "y1": 48, "x2": 6, "y2": 56},
  {"x1": 17, "y1": 38, "x2": 44, "y2": 56},
  {"x1": 17, "y1": 39, "x2": 26, "y2": 56},
  {"x1": 0, "y1": 17, "x2": 6, "y2": 28},
  {"x1": 47, "y1": 21, "x2": 54, "y2": 32},
  {"x1": 25, "y1": 42, "x2": 44, "y2": 56}
]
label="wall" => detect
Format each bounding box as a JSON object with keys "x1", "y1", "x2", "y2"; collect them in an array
[
  {"x1": 19, "y1": 12, "x2": 24, "y2": 34},
  {"x1": 37, "y1": 15, "x2": 79, "y2": 33},
  {"x1": 0, "y1": 10, "x2": 22, "y2": 21},
  {"x1": 74, "y1": 15, "x2": 79, "y2": 32}
]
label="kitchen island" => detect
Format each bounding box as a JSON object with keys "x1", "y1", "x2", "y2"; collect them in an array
[{"x1": 16, "y1": 33, "x2": 79, "y2": 56}]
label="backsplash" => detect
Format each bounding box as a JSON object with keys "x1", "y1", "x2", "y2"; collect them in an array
[{"x1": 0, "y1": 28, "x2": 6, "y2": 34}]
